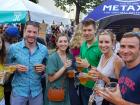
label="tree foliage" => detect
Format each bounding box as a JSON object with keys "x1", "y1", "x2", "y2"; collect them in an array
[
  {"x1": 53, "y1": 0, "x2": 104, "y2": 24},
  {"x1": 55, "y1": 0, "x2": 103, "y2": 13}
]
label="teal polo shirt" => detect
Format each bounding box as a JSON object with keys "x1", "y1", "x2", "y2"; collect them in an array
[{"x1": 80, "y1": 40, "x2": 102, "y2": 88}]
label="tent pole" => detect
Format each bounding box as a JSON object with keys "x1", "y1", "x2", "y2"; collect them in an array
[{"x1": 28, "y1": 11, "x2": 31, "y2": 21}]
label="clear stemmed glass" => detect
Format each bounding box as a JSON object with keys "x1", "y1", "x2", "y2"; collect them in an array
[{"x1": 88, "y1": 79, "x2": 105, "y2": 105}]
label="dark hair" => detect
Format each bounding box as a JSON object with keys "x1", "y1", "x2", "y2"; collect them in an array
[
  {"x1": 25, "y1": 21, "x2": 40, "y2": 30},
  {"x1": 122, "y1": 32, "x2": 140, "y2": 47},
  {"x1": 3, "y1": 34, "x2": 19, "y2": 44},
  {"x1": 55, "y1": 34, "x2": 70, "y2": 55},
  {"x1": 82, "y1": 19, "x2": 96, "y2": 29},
  {"x1": 98, "y1": 29, "x2": 116, "y2": 44},
  {"x1": 3, "y1": 26, "x2": 20, "y2": 44},
  {"x1": 0, "y1": 35, "x2": 6, "y2": 64}
]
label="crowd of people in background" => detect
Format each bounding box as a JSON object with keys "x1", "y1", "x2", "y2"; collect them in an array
[{"x1": 0, "y1": 19, "x2": 139, "y2": 105}]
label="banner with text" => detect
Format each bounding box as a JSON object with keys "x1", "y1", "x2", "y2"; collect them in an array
[{"x1": 85, "y1": 0, "x2": 140, "y2": 21}]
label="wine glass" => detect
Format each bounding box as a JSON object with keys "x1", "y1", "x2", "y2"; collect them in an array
[
  {"x1": 95, "y1": 80, "x2": 105, "y2": 91},
  {"x1": 88, "y1": 79, "x2": 105, "y2": 105}
]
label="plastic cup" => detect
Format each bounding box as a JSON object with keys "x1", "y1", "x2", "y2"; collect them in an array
[
  {"x1": 75, "y1": 57, "x2": 84, "y2": 72},
  {"x1": 105, "y1": 82, "x2": 117, "y2": 92},
  {"x1": 77, "y1": 66, "x2": 84, "y2": 72},
  {"x1": 9, "y1": 65, "x2": 16, "y2": 72},
  {"x1": 67, "y1": 70, "x2": 75, "y2": 78},
  {"x1": 75, "y1": 57, "x2": 82, "y2": 63},
  {"x1": 34, "y1": 64, "x2": 42, "y2": 69},
  {"x1": 79, "y1": 76, "x2": 88, "y2": 84},
  {"x1": 4, "y1": 64, "x2": 16, "y2": 73},
  {"x1": 78, "y1": 73, "x2": 88, "y2": 84}
]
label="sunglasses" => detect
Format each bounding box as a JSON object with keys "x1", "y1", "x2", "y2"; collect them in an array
[{"x1": 26, "y1": 21, "x2": 40, "y2": 27}]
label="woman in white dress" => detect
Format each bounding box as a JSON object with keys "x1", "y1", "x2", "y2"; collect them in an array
[{"x1": 88, "y1": 29, "x2": 124, "y2": 105}]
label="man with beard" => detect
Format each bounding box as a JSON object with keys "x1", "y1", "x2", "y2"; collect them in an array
[
  {"x1": 97, "y1": 32, "x2": 140, "y2": 105},
  {"x1": 7, "y1": 21, "x2": 48, "y2": 105}
]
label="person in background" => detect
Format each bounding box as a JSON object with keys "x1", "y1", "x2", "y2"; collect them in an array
[
  {"x1": 114, "y1": 41, "x2": 120, "y2": 55},
  {"x1": 89, "y1": 29, "x2": 124, "y2": 105},
  {"x1": 59, "y1": 22, "x2": 65, "y2": 33},
  {"x1": 45, "y1": 35, "x2": 72, "y2": 105},
  {"x1": 7, "y1": 21, "x2": 48, "y2": 105},
  {"x1": 77, "y1": 19, "x2": 102, "y2": 105},
  {"x1": 70, "y1": 24, "x2": 83, "y2": 57},
  {"x1": 3, "y1": 25, "x2": 20, "y2": 105},
  {"x1": 0, "y1": 26, "x2": 3, "y2": 34},
  {"x1": 2, "y1": 25, "x2": 8, "y2": 33},
  {"x1": 97, "y1": 32, "x2": 140, "y2": 105},
  {"x1": 3, "y1": 26, "x2": 20, "y2": 51},
  {"x1": 68, "y1": 25, "x2": 83, "y2": 105},
  {"x1": 0, "y1": 35, "x2": 6, "y2": 105}
]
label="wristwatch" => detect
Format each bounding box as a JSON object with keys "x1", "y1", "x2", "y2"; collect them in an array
[{"x1": 88, "y1": 65, "x2": 91, "y2": 70}]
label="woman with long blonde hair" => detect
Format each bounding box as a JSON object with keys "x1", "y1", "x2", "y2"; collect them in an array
[{"x1": 70, "y1": 24, "x2": 84, "y2": 57}]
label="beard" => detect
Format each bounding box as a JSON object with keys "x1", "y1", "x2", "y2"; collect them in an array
[{"x1": 24, "y1": 36, "x2": 37, "y2": 45}]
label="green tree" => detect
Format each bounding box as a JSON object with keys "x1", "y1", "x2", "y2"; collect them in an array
[{"x1": 53, "y1": 0, "x2": 104, "y2": 24}]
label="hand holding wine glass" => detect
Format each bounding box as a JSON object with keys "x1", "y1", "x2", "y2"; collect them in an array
[{"x1": 88, "y1": 79, "x2": 105, "y2": 105}]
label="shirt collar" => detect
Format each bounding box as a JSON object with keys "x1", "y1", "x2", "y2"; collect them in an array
[
  {"x1": 84, "y1": 39, "x2": 98, "y2": 48},
  {"x1": 21, "y1": 39, "x2": 39, "y2": 49}
]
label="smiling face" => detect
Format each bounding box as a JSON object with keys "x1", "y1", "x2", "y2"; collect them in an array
[
  {"x1": 56, "y1": 36, "x2": 69, "y2": 52},
  {"x1": 82, "y1": 25, "x2": 96, "y2": 43},
  {"x1": 99, "y1": 35, "x2": 113, "y2": 54},
  {"x1": 119, "y1": 37, "x2": 140, "y2": 64},
  {"x1": 24, "y1": 25, "x2": 39, "y2": 45}
]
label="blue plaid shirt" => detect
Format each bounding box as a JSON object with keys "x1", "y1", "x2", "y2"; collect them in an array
[{"x1": 7, "y1": 40, "x2": 48, "y2": 97}]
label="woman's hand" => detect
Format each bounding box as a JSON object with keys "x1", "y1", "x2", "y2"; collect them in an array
[
  {"x1": 64, "y1": 60, "x2": 72, "y2": 70},
  {"x1": 88, "y1": 68, "x2": 103, "y2": 81},
  {"x1": 77, "y1": 59, "x2": 90, "y2": 68}
]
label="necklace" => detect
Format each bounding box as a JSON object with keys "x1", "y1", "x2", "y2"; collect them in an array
[
  {"x1": 101, "y1": 54, "x2": 113, "y2": 68},
  {"x1": 57, "y1": 51, "x2": 67, "y2": 63},
  {"x1": 61, "y1": 55, "x2": 67, "y2": 63}
]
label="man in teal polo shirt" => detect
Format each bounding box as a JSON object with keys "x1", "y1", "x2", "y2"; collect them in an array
[{"x1": 77, "y1": 19, "x2": 102, "y2": 105}]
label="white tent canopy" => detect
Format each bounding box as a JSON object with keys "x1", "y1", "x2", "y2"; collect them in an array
[
  {"x1": 0, "y1": 0, "x2": 51, "y2": 13},
  {"x1": 0, "y1": 0, "x2": 70, "y2": 25}
]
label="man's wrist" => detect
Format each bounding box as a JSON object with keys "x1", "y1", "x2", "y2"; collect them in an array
[{"x1": 114, "y1": 97, "x2": 125, "y2": 105}]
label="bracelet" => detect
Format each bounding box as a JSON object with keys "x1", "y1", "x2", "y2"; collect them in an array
[{"x1": 88, "y1": 65, "x2": 91, "y2": 70}]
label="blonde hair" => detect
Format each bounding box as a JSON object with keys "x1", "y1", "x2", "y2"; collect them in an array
[
  {"x1": 70, "y1": 31, "x2": 83, "y2": 49},
  {"x1": 70, "y1": 23, "x2": 84, "y2": 49},
  {"x1": 98, "y1": 29, "x2": 116, "y2": 45}
]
